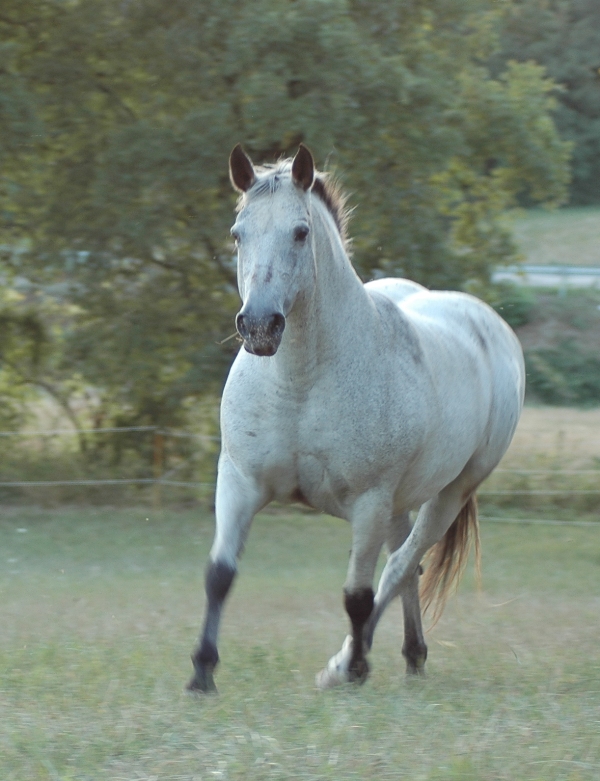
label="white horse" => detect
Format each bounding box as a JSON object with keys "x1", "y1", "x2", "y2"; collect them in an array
[{"x1": 188, "y1": 144, "x2": 525, "y2": 693}]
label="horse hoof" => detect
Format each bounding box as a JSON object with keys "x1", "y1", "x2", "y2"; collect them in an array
[
  {"x1": 316, "y1": 635, "x2": 355, "y2": 689},
  {"x1": 315, "y1": 666, "x2": 349, "y2": 690},
  {"x1": 348, "y1": 657, "x2": 370, "y2": 685},
  {"x1": 406, "y1": 659, "x2": 426, "y2": 677},
  {"x1": 404, "y1": 649, "x2": 427, "y2": 676},
  {"x1": 186, "y1": 667, "x2": 218, "y2": 694}
]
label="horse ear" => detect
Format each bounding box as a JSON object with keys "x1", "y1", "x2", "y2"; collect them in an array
[
  {"x1": 291, "y1": 143, "x2": 314, "y2": 191},
  {"x1": 229, "y1": 144, "x2": 256, "y2": 192}
]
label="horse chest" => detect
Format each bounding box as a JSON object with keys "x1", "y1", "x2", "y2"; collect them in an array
[
  {"x1": 222, "y1": 353, "x2": 424, "y2": 515},
  {"x1": 285, "y1": 408, "x2": 407, "y2": 515}
]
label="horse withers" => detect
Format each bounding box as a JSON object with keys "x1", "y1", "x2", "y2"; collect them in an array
[{"x1": 187, "y1": 144, "x2": 525, "y2": 693}]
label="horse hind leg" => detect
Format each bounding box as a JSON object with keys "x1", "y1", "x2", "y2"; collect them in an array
[
  {"x1": 400, "y1": 563, "x2": 427, "y2": 675},
  {"x1": 364, "y1": 512, "x2": 427, "y2": 675},
  {"x1": 394, "y1": 514, "x2": 428, "y2": 675},
  {"x1": 364, "y1": 482, "x2": 480, "y2": 679}
]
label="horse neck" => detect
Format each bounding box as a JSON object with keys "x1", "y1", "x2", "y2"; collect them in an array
[{"x1": 274, "y1": 205, "x2": 369, "y2": 379}]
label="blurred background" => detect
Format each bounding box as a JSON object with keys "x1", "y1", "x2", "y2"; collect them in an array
[{"x1": 0, "y1": 0, "x2": 599, "y2": 505}]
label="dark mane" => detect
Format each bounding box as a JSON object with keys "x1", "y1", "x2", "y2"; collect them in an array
[
  {"x1": 311, "y1": 174, "x2": 350, "y2": 248},
  {"x1": 242, "y1": 160, "x2": 351, "y2": 248}
]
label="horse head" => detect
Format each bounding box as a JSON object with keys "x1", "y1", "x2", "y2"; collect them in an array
[{"x1": 229, "y1": 144, "x2": 316, "y2": 356}]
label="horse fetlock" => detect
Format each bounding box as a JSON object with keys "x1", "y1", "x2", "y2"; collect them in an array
[{"x1": 188, "y1": 637, "x2": 221, "y2": 693}]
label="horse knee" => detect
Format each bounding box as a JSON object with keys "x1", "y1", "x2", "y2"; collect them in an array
[{"x1": 344, "y1": 587, "x2": 374, "y2": 631}]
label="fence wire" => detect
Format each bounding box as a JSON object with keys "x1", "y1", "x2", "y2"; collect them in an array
[
  {"x1": 480, "y1": 516, "x2": 599, "y2": 527},
  {"x1": 0, "y1": 426, "x2": 219, "y2": 440},
  {"x1": 0, "y1": 425, "x2": 599, "y2": 523},
  {"x1": 0, "y1": 479, "x2": 213, "y2": 488},
  {"x1": 0, "y1": 425, "x2": 218, "y2": 501}
]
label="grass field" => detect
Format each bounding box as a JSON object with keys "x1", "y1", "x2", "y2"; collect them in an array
[
  {"x1": 2, "y1": 504, "x2": 599, "y2": 781},
  {"x1": 511, "y1": 207, "x2": 600, "y2": 267}
]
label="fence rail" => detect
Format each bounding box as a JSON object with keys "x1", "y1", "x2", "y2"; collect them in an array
[
  {"x1": 0, "y1": 426, "x2": 220, "y2": 504},
  {"x1": 0, "y1": 425, "x2": 220, "y2": 440},
  {"x1": 1, "y1": 425, "x2": 599, "y2": 522},
  {"x1": 0, "y1": 478, "x2": 213, "y2": 488}
]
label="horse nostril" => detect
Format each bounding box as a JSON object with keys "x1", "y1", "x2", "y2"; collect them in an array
[
  {"x1": 268, "y1": 312, "x2": 286, "y2": 337},
  {"x1": 236, "y1": 310, "x2": 285, "y2": 349},
  {"x1": 236, "y1": 313, "x2": 249, "y2": 338}
]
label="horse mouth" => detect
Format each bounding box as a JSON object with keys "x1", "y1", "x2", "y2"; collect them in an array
[
  {"x1": 242, "y1": 338, "x2": 281, "y2": 357},
  {"x1": 236, "y1": 311, "x2": 286, "y2": 357}
]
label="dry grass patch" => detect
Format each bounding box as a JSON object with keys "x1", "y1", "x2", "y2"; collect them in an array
[
  {"x1": 511, "y1": 207, "x2": 600, "y2": 267},
  {"x1": 480, "y1": 406, "x2": 600, "y2": 515},
  {"x1": 502, "y1": 406, "x2": 600, "y2": 467}
]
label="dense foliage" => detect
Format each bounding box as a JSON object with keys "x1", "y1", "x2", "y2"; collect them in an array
[
  {"x1": 0, "y1": 0, "x2": 571, "y2": 434},
  {"x1": 518, "y1": 289, "x2": 600, "y2": 406},
  {"x1": 496, "y1": 0, "x2": 600, "y2": 204}
]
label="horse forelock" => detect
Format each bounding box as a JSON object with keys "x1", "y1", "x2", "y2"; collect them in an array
[{"x1": 237, "y1": 159, "x2": 351, "y2": 249}]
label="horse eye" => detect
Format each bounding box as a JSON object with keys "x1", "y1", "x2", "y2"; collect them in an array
[{"x1": 294, "y1": 226, "x2": 309, "y2": 242}]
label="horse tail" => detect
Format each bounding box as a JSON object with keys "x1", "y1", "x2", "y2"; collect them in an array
[{"x1": 419, "y1": 494, "x2": 481, "y2": 627}]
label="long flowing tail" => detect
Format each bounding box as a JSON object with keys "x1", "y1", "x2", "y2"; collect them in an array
[{"x1": 419, "y1": 494, "x2": 481, "y2": 626}]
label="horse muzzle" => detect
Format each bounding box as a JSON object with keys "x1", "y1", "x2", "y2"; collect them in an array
[{"x1": 235, "y1": 310, "x2": 286, "y2": 356}]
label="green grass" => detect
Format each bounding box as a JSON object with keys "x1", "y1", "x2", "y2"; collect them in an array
[
  {"x1": 2, "y1": 507, "x2": 600, "y2": 780},
  {"x1": 511, "y1": 207, "x2": 600, "y2": 267}
]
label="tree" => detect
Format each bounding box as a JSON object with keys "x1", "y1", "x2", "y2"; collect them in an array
[
  {"x1": 0, "y1": 0, "x2": 570, "y2": 433},
  {"x1": 495, "y1": 0, "x2": 600, "y2": 204}
]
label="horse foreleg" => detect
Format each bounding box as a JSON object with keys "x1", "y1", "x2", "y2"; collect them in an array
[
  {"x1": 187, "y1": 456, "x2": 265, "y2": 694},
  {"x1": 316, "y1": 493, "x2": 387, "y2": 689}
]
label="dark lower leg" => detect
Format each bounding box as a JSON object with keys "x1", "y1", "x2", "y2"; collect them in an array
[
  {"x1": 384, "y1": 513, "x2": 427, "y2": 675},
  {"x1": 188, "y1": 560, "x2": 236, "y2": 693},
  {"x1": 344, "y1": 587, "x2": 374, "y2": 683},
  {"x1": 401, "y1": 570, "x2": 427, "y2": 675}
]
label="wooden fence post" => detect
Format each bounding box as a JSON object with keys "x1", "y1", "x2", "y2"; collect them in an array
[{"x1": 153, "y1": 431, "x2": 164, "y2": 509}]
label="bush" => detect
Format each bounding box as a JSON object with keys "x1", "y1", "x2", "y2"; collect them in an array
[
  {"x1": 488, "y1": 282, "x2": 536, "y2": 328},
  {"x1": 525, "y1": 342, "x2": 600, "y2": 406}
]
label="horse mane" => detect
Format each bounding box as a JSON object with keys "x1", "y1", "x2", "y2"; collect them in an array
[{"x1": 239, "y1": 160, "x2": 351, "y2": 249}]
